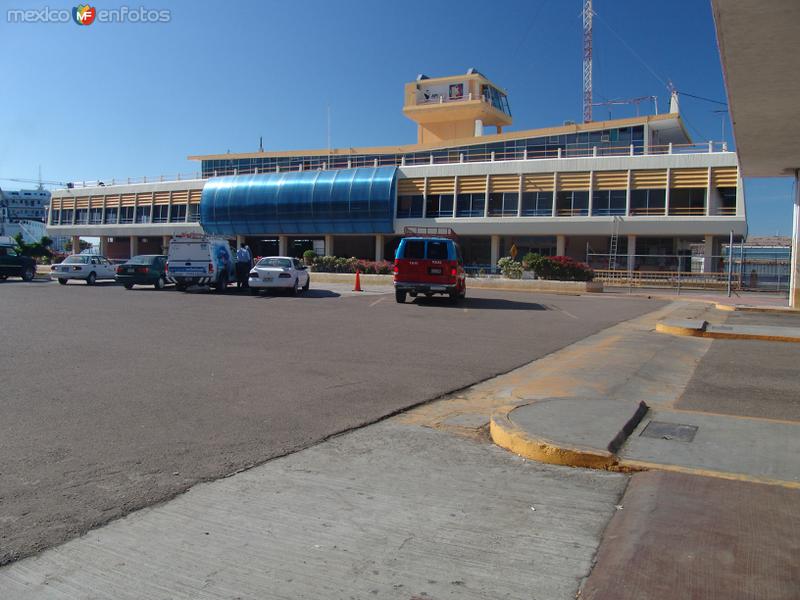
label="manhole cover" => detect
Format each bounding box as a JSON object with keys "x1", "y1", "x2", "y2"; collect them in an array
[{"x1": 640, "y1": 421, "x2": 698, "y2": 442}]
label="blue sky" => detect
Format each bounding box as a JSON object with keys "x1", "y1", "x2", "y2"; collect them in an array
[{"x1": 0, "y1": 0, "x2": 793, "y2": 235}]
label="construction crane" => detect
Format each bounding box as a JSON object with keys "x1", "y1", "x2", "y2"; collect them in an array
[
  {"x1": 592, "y1": 95, "x2": 659, "y2": 120},
  {"x1": 0, "y1": 176, "x2": 73, "y2": 189},
  {"x1": 582, "y1": 0, "x2": 593, "y2": 123}
]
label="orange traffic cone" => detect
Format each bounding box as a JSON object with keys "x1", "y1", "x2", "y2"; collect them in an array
[{"x1": 353, "y1": 269, "x2": 363, "y2": 292}]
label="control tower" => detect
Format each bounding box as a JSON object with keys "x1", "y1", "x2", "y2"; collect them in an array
[{"x1": 402, "y1": 69, "x2": 513, "y2": 144}]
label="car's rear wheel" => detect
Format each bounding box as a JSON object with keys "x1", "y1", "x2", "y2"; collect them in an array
[
  {"x1": 292, "y1": 278, "x2": 301, "y2": 296},
  {"x1": 0, "y1": 275, "x2": 7, "y2": 280},
  {"x1": 86, "y1": 272, "x2": 96, "y2": 285},
  {"x1": 176, "y1": 283, "x2": 188, "y2": 292},
  {"x1": 250, "y1": 287, "x2": 260, "y2": 295},
  {"x1": 124, "y1": 283, "x2": 134, "y2": 290},
  {"x1": 395, "y1": 290, "x2": 407, "y2": 303},
  {"x1": 448, "y1": 289, "x2": 459, "y2": 304},
  {"x1": 58, "y1": 278, "x2": 67, "y2": 285},
  {"x1": 21, "y1": 266, "x2": 35, "y2": 281},
  {"x1": 215, "y1": 274, "x2": 227, "y2": 293},
  {"x1": 302, "y1": 277, "x2": 310, "y2": 291},
  {"x1": 154, "y1": 276, "x2": 165, "y2": 290}
]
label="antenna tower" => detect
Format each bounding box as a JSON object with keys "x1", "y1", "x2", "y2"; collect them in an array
[{"x1": 582, "y1": 0, "x2": 593, "y2": 123}]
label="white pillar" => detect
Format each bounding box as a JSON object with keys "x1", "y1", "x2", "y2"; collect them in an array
[
  {"x1": 278, "y1": 235, "x2": 288, "y2": 256},
  {"x1": 71, "y1": 235, "x2": 80, "y2": 255},
  {"x1": 374, "y1": 234, "x2": 384, "y2": 262},
  {"x1": 162, "y1": 236, "x2": 170, "y2": 254},
  {"x1": 627, "y1": 235, "x2": 636, "y2": 271},
  {"x1": 129, "y1": 236, "x2": 138, "y2": 258},
  {"x1": 790, "y1": 173, "x2": 800, "y2": 308},
  {"x1": 99, "y1": 236, "x2": 108, "y2": 256},
  {"x1": 490, "y1": 235, "x2": 500, "y2": 270},
  {"x1": 556, "y1": 235, "x2": 566, "y2": 256},
  {"x1": 324, "y1": 235, "x2": 334, "y2": 257},
  {"x1": 236, "y1": 235, "x2": 244, "y2": 249}
]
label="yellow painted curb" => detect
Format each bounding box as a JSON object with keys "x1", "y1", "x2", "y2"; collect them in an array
[
  {"x1": 715, "y1": 303, "x2": 799, "y2": 314},
  {"x1": 655, "y1": 321, "x2": 705, "y2": 338},
  {"x1": 618, "y1": 459, "x2": 800, "y2": 490},
  {"x1": 657, "y1": 321, "x2": 800, "y2": 343},
  {"x1": 489, "y1": 406, "x2": 617, "y2": 470}
]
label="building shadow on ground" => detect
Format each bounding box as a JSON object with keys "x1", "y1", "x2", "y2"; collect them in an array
[{"x1": 411, "y1": 296, "x2": 547, "y2": 311}]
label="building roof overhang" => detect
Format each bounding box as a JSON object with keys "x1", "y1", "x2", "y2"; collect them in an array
[{"x1": 711, "y1": 0, "x2": 800, "y2": 177}]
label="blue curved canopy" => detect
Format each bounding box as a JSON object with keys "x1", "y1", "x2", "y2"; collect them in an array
[{"x1": 200, "y1": 167, "x2": 397, "y2": 235}]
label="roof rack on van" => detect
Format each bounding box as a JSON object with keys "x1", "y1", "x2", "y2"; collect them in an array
[{"x1": 402, "y1": 226, "x2": 458, "y2": 240}]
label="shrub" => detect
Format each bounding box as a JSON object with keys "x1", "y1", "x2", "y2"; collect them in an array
[
  {"x1": 311, "y1": 255, "x2": 394, "y2": 274},
  {"x1": 522, "y1": 252, "x2": 550, "y2": 275},
  {"x1": 302, "y1": 249, "x2": 317, "y2": 264},
  {"x1": 497, "y1": 256, "x2": 523, "y2": 279}
]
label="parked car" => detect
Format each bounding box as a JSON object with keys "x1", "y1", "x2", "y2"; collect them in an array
[
  {"x1": 165, "y1": 234, "x2": 236, "y2": 292},
  {"x1": 0, "y1": 241, "x2": 36, "y2": 282},
  {"x1": 50, "y1": 255, "x2": 117, "y2": 285},
  {"x1": 393, "y1": 229, "x2": 466, "y2": 303},
  {"x1": 116, "y1": 255, "x2": 168, "y2": 289},
  {"x1": 248, "y1": 256, "x2": 310, "y2": 295}
]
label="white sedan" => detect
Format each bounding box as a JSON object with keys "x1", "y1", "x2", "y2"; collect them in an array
[
  {"x1": 248, "y1": 256, "x2": 310, "y2": 295},
  {"x1": 51, "y1": 255, "x2": 117, "y2": 285}
]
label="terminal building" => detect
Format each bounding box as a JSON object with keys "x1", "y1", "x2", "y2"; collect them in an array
[{"x1": 47, "y1": 70, "x2": 746, "y2": 271}]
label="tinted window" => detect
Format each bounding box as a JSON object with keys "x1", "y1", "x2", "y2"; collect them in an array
[
  {"x1": 63, "y1": 256, "x2": 89, "y2": 264},
  {"x1": 127, "y1": 256, "x2": 157, "y2": 265},
  {"x1": 400, "y1": 240, "x2": 425, "y2": 259},
  {"x1": 258, "y1": 258, "x2": 292, "y2": 268},
  {"x1": 427, "y1": 241, "x2": 449, "y2": 260}
]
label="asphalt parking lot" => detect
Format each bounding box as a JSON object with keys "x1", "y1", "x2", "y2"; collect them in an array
[{"x1": 0, "y1": 277, "x2": 663, "y2": 565}]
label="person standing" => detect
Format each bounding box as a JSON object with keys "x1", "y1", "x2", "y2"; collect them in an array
[{"x1": 236, "y1": 244, "x2": 252, "y2": 288}]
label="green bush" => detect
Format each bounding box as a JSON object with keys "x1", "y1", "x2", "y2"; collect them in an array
[
  {"x1": 497, "y1": 256, "x2": 523, "y2": 279},
  {"x1": 302, "y1": 249, "x2": 317, "y2": 264}
]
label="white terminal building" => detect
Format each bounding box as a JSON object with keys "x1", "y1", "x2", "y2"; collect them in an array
[{"x1": 47, "y1": 71, "x2": 745, "y2": 272}]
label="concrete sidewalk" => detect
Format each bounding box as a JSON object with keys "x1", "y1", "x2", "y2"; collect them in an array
[{"x1": 0, "y1": 422, "x2": 626, "y2": 600}]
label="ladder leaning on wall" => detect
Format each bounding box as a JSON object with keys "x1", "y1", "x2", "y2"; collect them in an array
[{"x1": 608, "y1": 216, "x2": 621, "y2": 270}]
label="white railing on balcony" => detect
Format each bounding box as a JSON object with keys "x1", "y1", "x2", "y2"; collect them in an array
[{"x1": 58, "y1": 141, "x2": 731, "y2": 190}]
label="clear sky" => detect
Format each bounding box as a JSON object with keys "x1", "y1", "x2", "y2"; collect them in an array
[{"x1": 0, "y1": 0, "x2": 793, "y2": 236}]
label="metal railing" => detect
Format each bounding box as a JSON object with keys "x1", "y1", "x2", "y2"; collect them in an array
[
  {"x1": 58, "y1": 141, "x2": 731, "y2": 190},
  {"x1": 588, "y1": 250, "x2": 791, "y2": 292}
]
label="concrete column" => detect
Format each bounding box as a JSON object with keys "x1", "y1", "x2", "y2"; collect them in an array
[
  {"x1": 702, "y1": 234, "x2": 716, "y2": 273},
  {"x1": 236, "y1": 235, "x2": 244, "y2": 249},
  {"x1": 99, "y1": 236, "x2": 108, "y2": 256},
  {"x1": 556, "y1": 235, "x2": 566, "y2": 257},
  {"x1": 625, "y1": 170, "x2": 632, "y2": 216},
  {"x1": 71, "y1": 235, "x2": 80, "y2": 254},
  {"x1": 790, "y1": 173, "x2": 800, "y2": 308},
  {"x1": 324, "y1": 235, "x2": 334, "y2": 256},
  {"x1": 278, "y1": 235, "x2": 288, "y2": 256},
  {"x1": 162, "y1": 236, "x2": 170, "y2": 253},
  {"x1": 664, "y1": 169, "x2": 671, "y2": 216},
  {"x1": 374, "y1": 234, "x2": 384, "y2": 262},
  {"x1": 490, "y1": 235, "x2": 500, "y2": 270},
  {"x1": 627, "y1": 235, "x2": 637, "y2": 271},
  {"x1": 129, "y1": 236, "x2": 138, "y2": 258}
]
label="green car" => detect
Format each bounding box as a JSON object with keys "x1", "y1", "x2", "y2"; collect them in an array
[{"x1": 116, "y1": 255, "x2": 168, "y2": 290}]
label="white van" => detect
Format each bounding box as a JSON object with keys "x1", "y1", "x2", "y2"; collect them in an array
[{"x1": 166, "y1": 234, "x2": 236, "y2": 292}]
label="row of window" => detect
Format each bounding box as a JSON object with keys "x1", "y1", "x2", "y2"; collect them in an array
[
  {"x1": 51, "y1": 205, "x2": 197, "y2": 225},
  {"x1": 201, "y1": 127, "x2": 647, "y2": 177},
  {"x1": 397, "y1": 188, "x2": 736, "y2": 218}
]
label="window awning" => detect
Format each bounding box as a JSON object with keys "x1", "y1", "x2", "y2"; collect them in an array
[{"x1": 200, "y1": 167, "x2": 397, "y2": 235}]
